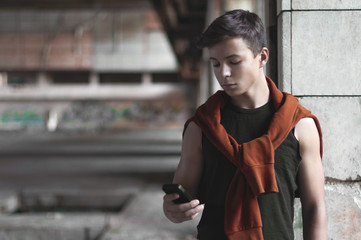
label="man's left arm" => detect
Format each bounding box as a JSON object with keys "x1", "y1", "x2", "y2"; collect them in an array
[{"x1": 295, "y1": 117, "x2": 327, "y2": 240}]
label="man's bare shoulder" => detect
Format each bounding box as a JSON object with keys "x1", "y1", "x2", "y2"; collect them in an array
[
  {"x1": 295, "y1": 118, "x2": 320, "y2": 143},
  {"x1": 184, "y1": 121, "x2": 202, "y2": 140}
]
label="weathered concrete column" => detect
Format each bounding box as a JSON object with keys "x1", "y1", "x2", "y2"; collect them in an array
[
  {"x1": 198, "y1": 0, "x2": 223, "y2": 105},
  {"x1": 0, "y1": 72, "x2": 8, "y2": 88},
  {"x1": 36, "y1": 72, "x2": 51, "y2": 87},
  {"x1": 277, "y1": 0, "x2": 361, "y2": 239},
  {"x1": 89, "y1": 72, "x2": 99, "y2": 88}
]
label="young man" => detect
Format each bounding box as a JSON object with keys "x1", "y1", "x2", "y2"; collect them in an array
[{"x1": 163, "y1": 9, "x2": 327, "y2": 240}]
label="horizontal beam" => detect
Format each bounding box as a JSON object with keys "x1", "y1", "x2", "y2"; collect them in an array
[{"x1": 0, "y1": 83, "x2": 182, "y2": 101}]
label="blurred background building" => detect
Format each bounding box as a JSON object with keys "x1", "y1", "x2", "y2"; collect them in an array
[
  {"x1": 0, "y1": 0, "x2": 360, "y2": 239},
  {"x1": 0, "y1": 0, "x2": 277, "y2": 132},
  {"x1": 0, "y1": 1, "x2": 182, "y2": 132}
]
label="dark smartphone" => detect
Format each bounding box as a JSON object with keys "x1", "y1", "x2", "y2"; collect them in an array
[{"x1": 162, "y1": 184, "x2": 194, "y2": 204}]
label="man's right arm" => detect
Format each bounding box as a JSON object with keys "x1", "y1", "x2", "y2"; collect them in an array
[{"x1": 163, "y1": 121, "x2": 204, "y2": 223}]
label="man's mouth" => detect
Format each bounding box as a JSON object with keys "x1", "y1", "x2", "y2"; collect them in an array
[{"x1": 222, "y1": 83, "x2": 237, "y2": 89}]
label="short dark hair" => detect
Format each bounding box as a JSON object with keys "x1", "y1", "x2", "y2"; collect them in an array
[{"x1": 196, "y1": 9, "x2": 267, "y2": 56}]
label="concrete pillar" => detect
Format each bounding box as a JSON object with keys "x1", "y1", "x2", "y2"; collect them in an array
[
  {"x1": 199, "y1": 56, "x2": 210, "y2": 105},
  {"x1": 36, "y1": 72, "x2": 50, "y2": 87},
  {"x1": 0, "y1": 72, "x2": 8, "y2": 87},
  {"x1": 277, "y1": 1, "x2": 361, "y2": 239},
  {"x1": 89, "y1": 72, "x2": 99, "y2": 87},
  {"x1": 142, "y1": 72, "x2": 152, "y2": 85},
  {"x1": 198, "y1": 0, "x2": 223, "y2": 105}
]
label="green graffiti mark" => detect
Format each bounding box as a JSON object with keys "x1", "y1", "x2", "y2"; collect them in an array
[
  {"x1": 111, "y1": 107, "x2": 131, "y2": 120},
  {"x1": 1, "y1": 110, "x2": 43, "y2": 125}
]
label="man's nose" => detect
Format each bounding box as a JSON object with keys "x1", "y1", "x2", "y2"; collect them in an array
[{"x1": 221, "y1": 64, "x2": 231, "y2": 78}]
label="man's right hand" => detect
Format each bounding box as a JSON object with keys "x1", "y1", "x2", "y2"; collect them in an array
[{"x1": 163, "y1": 193, "x2": 204, "y2": 223}]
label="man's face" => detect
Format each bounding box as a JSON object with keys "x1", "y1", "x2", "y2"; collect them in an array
[{"x1": 208, "y1": 37, "x2": 264, "y2": 99}]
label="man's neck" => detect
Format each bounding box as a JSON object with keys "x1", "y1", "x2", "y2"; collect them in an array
[{"x1": 230, "y1": 75, "x2": 270, "y2": 109}]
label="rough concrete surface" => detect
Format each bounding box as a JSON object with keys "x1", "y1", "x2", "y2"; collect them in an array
[
  {"x1": 292, "y1": 11, "x2": 361, "y2": 95},
  {"x1": 277, "y1": 11, "x2": 292, "y2": 93},
  {"x1": 299, "y1": 97, "x2": 361, "y2": 180},
  {"x1": 278, "y1": 1, "x2": 361, "y2": 239},
  {"x1": 277, "y1": 0, "x2": 291, "y2": 15},
  {"x1": 0, "y1": 185, "x2": 199, "y2": 240},
  {"x1": 292, "y1": 0, "x2": 361, "y2": 10},
  {"x1": 102, "y1": 185, "x2": 199, "y2": 240},
  {"x1": 0, "y1": 213, "x2": 107, "y2": 240},
  {"x1": 293, "y1": 198, "x2": 303, "y2": 240},
  {"x1": 324, "y1": 183, "x2": 361, "y2": 240},
  {"x1": 293, "y1": 183, "x2": 361, "y2": 240}
]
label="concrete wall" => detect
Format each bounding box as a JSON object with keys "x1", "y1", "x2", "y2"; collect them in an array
[{"x1": 277, "y1": 0, "x2": 361, "y2": 239}]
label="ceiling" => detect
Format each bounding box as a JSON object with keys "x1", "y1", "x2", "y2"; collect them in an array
[
  {"x1": 0, "y1": 0, "x2": 153, "y2": 9},
  {"x1": 0, "y1": 0, "x2": 208, "y2": 80}
]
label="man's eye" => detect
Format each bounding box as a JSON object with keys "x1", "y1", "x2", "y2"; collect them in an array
[
  {"x1": 230, "y1": 61, "x2": 241, "y2": 65},
  {"x1": 212, "y1": 63, "x2": 220, "y2": 67}
]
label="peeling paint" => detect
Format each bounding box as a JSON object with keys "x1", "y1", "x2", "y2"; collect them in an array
[
  {"x1": 325, "y1": 182, "x2": 361, "y2": 210},
  {"x1": 354, "y1": 197, "x2": 361, "y2": 210},
  {"x1": 325, "y1": 182, "x2": 361, "y2": 239}
]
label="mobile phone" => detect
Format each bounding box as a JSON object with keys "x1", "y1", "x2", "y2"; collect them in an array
[{"x1": 162, "y1": 184, "x2": 194, "y2": 204}]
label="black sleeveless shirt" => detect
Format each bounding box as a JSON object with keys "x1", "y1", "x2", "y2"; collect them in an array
[{"x1": 197, "y1": 100, "x2": 301, "y2": 240}]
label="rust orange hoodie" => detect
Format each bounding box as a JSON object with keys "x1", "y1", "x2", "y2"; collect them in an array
[{"x1": 184, "y1": 76, "x2": 322, "y2": 240}]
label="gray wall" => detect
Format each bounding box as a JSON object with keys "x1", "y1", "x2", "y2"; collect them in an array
[{"x1": 277, "y1": 0, "x2": 361, "y2": 239}]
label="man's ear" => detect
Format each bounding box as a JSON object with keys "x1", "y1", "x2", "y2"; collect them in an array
[{"x1": 259, "y1": 47, "x2": 269, "y2": 68}]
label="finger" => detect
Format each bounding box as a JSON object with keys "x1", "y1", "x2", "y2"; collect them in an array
[
  {"x1": 167, "y1": 199, "x2": 201, "y2": 214},
  {"x1": 166, "y1": 201, "x2": 194, "y2": 213},
  {"x1": 170, "y1": 204, "x2": 204, "y2": 222},
  {"x1": 176, "y1": 199, "x2": 200, "y2": 211},
  {"x1": 184, "y1": 204, "x2": 204, "y2": 218}
]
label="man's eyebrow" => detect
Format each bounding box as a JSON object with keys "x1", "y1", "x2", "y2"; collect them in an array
[
  {"x1": 225, "y1": 54, "x2": 241, "y2": 59},
  {"x1": 209, "y1": 54, "x2": 241, "y2": 61}
]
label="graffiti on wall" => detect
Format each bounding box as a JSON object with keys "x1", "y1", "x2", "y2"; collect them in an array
[
  {"x1": 59, "y1": 100, "x2": 187, "y2": 130},
  {"x1": 0, "y1": 100, "x2": 187, "y2": 131},
  {"x1": 0, "y1": 109, "x2": 44, "y2": 130}
]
